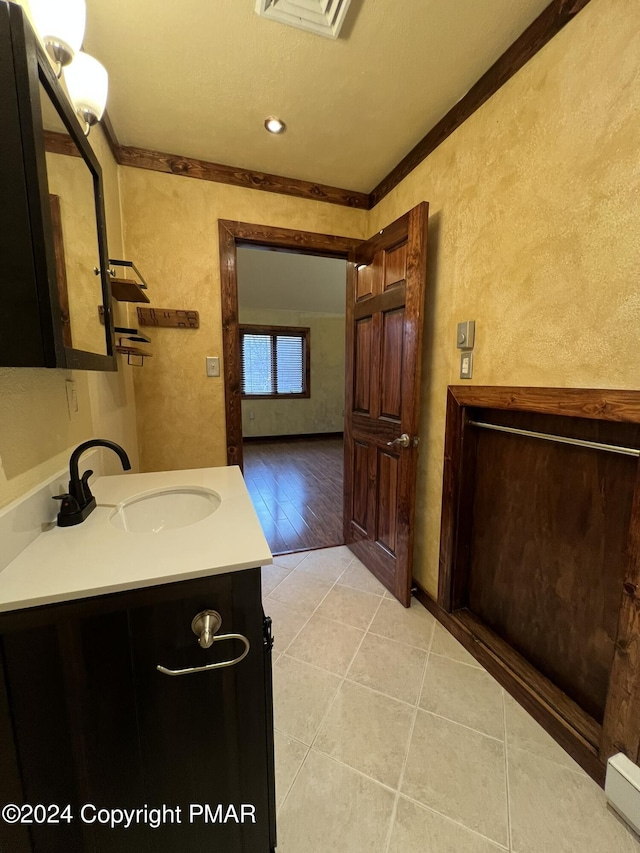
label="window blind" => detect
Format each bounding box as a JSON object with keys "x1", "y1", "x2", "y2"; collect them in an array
[{"x1": 240, "y1": 327, "x2": 308, "y2": 397}]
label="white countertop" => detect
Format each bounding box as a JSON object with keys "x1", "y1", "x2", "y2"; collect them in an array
[{"x1": 0, "y1": 466, "x2": 272, "y2": 613}]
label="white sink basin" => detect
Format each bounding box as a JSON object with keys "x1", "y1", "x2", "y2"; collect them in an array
[{"x1": 109, "y1": 487, "x2": 222, "y2": 533}]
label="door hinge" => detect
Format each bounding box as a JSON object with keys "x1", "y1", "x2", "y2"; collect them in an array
[{"x1": 263, "y1": 615, "x2": 274, "y2": 651}]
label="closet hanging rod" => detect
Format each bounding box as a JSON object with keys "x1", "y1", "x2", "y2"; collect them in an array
[{"x1": 467, "y1": 420, "x2": 640, "y2": 458}]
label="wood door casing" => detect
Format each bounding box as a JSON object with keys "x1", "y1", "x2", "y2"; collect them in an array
[
  {"x1": 219, "y1": 220, "x2": 359, "y2": 471},
  {"x1": 344, "y1": 203, "x2": 429, "y2": 606}
]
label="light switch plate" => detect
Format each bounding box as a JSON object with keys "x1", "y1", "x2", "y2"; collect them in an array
[
  {"x1": 457, "y1": 320, "x2": 475, "y2": 349},
  {"x1": 206, "y1": 356, "x2": 220, "y2": 377},
  {"x1": 460, "y1": 351, "x2": 473, "y2": 379}
]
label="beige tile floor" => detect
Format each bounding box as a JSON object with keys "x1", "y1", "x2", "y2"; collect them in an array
[{"x1": 262, "y1": 546, "x2": 640, "y2": 853}]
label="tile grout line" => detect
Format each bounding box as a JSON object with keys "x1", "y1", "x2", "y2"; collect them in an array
[
  {"x1": 267, "y1": 553, "x2": 382, "y2": 658},
  {"x1": 365, "y1": 626, "x2": 436, "y2": 654},
  {"x1": 267, "y1": 552, "x2": 348, "y2": 656},
  {"x1": 503, "y1": 689, "x2": 513, "y2": 852},
  {"x1": 307, "y1": 593, "x2": 387, "y2": 752},
  {"x1": 276, "y1": 565, "x2": 386, "y2": 815},
  {"x1": 269, "y1": 548, "x2": 334, "y2": 814},
  {"x1": 427, "y1": 649, "x2": 484, "y2": 670},
  {"x1": 506, "y1": 739, "x2": 590, "y2": 781},
  {"x1": 278, "y1": 744, "x2": 510, "y2": 853},
  {"x1": 274, "y1": 649, "x2": 420, "y2": 710},
  {"x1": 383, "y1": 620, "x2": 434, "y2": 853},
  {"x1": 416, "y1": 708, "x2": 506, "y2": 744},
  {"x1": 276, "y1": 738, "x2": 312, "y2": 813},
  {"x1": 398, "y1": 792, "x2": 511, "y2": 852}
]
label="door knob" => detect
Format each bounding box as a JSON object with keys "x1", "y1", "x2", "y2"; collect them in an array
[{"x1": 387, "y1": 433, "x2": 411, "y2": 448}]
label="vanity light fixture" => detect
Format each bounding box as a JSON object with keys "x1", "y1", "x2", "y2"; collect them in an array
[
  {"x1": 63, "y1": 51, "x2": 109, "y2": 136},
  {"x1": 264, "y1": 116, "x2": 286, "y2": 134},
  {"x1": 29, "y1": 0, "x2": 86, "y2": 76}
]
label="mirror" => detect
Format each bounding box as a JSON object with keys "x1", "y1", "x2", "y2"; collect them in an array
[
  {"x1": 39, "y1": 79, "x2": 107, "y2": 357},
  {"x1": 0, "y1": 1, "x2": 114, "y2": 369}
]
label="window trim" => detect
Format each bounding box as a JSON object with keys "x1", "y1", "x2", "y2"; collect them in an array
[{"x1": 239, "y1": 324, "x2": 311, "y2": 400}]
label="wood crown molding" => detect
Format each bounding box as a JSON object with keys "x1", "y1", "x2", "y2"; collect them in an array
[
  {"x1": 113, "y1": 141, "x2": 369, "y2": 209},
  {"x1": 95, "y1": 0, "x2": 592, "y2": 210},
  {"x1": 43, "y1": 130, "x2": 81, "y2": 158}
]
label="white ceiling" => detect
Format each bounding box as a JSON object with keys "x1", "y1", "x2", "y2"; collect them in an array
[
  {"x1": 237, "y1": 248, "x2": 346, "y2": 314},
  {"x1": 82, "y1": 0, "x2": 552, "y2": 192}
]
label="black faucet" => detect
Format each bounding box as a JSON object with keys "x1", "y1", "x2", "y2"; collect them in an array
[{"x1": 54, "y1": 439, "x2": 131, "y2": 527}]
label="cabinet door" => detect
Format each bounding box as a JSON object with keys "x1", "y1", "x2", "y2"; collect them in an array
[
  {"x1": 0, "y1": 614, "x2": 149, "y2": 853},
  {"x1": 128, "y1": 568, "x2": 273, "y2": 852},
  {"x1": 0, "y1": 571, "x2": 274, "y2": 853}
]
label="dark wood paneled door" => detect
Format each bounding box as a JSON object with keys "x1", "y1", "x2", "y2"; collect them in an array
[{"x1": 343, "y1": 202, "x2": 429, "y2": 606}]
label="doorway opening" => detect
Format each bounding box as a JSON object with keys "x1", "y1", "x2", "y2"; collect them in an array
[
  {"x1": 219, "y1": 221, "x2": 360, "y2": 557},
  {"x1": 239, "y1": 247, "x2": 347, "y2": 554}
]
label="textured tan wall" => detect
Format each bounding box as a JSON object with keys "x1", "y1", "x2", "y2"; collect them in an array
[
  {"x1": 0, "y1": 125, "x2": 139, "y2": 509},
  {"x1": 240, "y1": 308, "x2": 345, "y2": 437},
  {"x1": 368, "y1": 0, "x2": 640, "y2": 597},
  {"x1": 119, "y1": 168, "x2": 367, "y2": 472}
]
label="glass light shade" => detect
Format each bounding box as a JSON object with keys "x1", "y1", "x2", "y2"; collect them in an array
[
  {"x1": 29, "y1": 0, "x2": 86, "y2": 58},
  {"x1": 64, "y1": 52, "x2": 108, "y2": 123}
]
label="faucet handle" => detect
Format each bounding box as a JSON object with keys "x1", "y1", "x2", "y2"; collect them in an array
[
  {"x1": 80, "y1": 469, "x2": 94, "y2": 503},
  {"x1": 53, "y1": 493, "x2": 81, "y2": 519}
]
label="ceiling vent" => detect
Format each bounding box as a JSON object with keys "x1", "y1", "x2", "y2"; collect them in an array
[{"x1": 255, "y1": 0, "x2": 352, "y2": 40}]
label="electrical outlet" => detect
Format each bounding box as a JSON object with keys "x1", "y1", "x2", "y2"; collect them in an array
[{"x1": 65, "y1": 380, "x2": 78, "y2": 420}]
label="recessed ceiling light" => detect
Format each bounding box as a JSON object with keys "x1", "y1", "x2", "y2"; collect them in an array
[{"x1": 264, "y1": 116, "x2": 286, "y2": 134}]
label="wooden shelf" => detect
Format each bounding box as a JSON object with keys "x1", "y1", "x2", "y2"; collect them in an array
[
  {"x1": 111, "y1": 278, "x2": 150, "y2": 303},
  {"x1": 115, "y1": 345, "x2": 152, "y2": 357},
  {"x1": 115, "y1": 327, "x2": 151, "y2": 344}
]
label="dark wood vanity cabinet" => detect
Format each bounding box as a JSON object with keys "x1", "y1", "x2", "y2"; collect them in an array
[
  {"x1": 0, "y1": 2, "x2": 115, "y2": 370},
  {"x1": 0, "y1": 569, "x2": 276, "y2": 853}
]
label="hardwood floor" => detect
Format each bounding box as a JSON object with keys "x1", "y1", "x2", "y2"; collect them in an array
[{"x1": 243, "y1": 437, "x2": 344, "y2": 555}]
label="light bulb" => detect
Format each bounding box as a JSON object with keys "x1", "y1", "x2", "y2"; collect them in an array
[
  {"x1": 29, "y1": 0, "x2": 86, "y2": 68},
  {"x1": 64, "y1": 52, "x2": 108, "y2": 129},
  {"x1": 264, "y1": 117, "x2": 286, "y2": 134}
]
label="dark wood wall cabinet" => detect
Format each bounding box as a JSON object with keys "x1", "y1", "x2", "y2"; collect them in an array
[
  {"x1": 0, "y1": 2, "x2": 115, "y2": 369},
  {"x1": 435, "y1": 386, "x2": 640, "y2": 785},
  {"x1": 0, "y1": 569, "x2": 277, "y2": 852}
]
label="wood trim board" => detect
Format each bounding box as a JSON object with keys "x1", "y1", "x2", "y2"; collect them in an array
[{"x1": 116, "y1": 143, "x2": 369, "y2": 209}]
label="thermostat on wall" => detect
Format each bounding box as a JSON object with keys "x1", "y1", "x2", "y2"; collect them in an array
[{"x1": 457, "y1": 320, "x2": 475, "y2": 349}]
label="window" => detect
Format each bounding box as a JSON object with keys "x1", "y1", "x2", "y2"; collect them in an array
[{"x1": 240, "y1": 325, "x2": 310, "y2": 398}]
